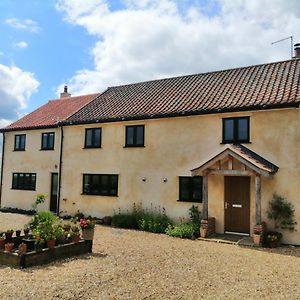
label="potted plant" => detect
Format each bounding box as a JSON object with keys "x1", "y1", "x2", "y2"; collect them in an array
[
  {"x1": 70, "y1": 225, "x2": 81, "y2": 243},
  {"x1": 4, "y1": 242, "x2": 14, "y2": 253},
  {"x1": 15, "y1": 230, "x2": 21, "y2": 237},
  {"x1": 253, "y1": 226, "x2": 262, "y2": 245},
  {"x1": 200, "y1": 223, "x2": 208, "y2": 238},
  {"x1": 266, "y1": 194, "x2": 297, "y2": 247},
  {"x1": 62, "y1": 223, "x2": 71, "y2": 232},
  {"x1": 266, "y1": 231, "x2": 282, "y2": 248},
  {"x1": 18, "y1": 243, "x2": 27, "y2": 256},
  {"x1": 24, "y1": 226, "x2": 30, "y2": 236},
  {"x1": 80, "y1": 218, "x2": 96, "y2": 240},
  {"x1": 5, "y1": 229, "x2": 14, "y2": 240},
  {"x1": 46, "y1": 236, "x2": 56, "y2": 250},
  {"x1": 35, "y1": 237, "x2": 45, "y2": 252},
  {"x1": 54, "y1": 225, "x2": 67, "y2": 245}
]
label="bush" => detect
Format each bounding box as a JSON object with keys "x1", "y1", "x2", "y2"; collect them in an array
[
  {"x1": 189, "y1": 205, "x2": 201, "y2": 237},
  {"x1": 138, "y1": 209, "x2": 172, "y2": 233},
  {"x1": 29, "y1": 211, "x2": 58, "y2": 230},
  {"x1": 112, "y1": 212, "x2": 139, "y2": 229},
  {"x1": 267, "y1": 194, "x2": 297, "y2": 231},
  {"x1": 165, "y1": 223, "x2": 195, "y2": 239},
  {"x1": 112, "y1": 204, "x2": 172, "y2": 233}
]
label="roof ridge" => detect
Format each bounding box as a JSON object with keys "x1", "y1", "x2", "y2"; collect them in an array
[
  {"x1": 107, "y1": 58, "x2": 298, "y2": 90},
  {"x1": 48, "y1": 92, "x2": 100, "y2": 102}
]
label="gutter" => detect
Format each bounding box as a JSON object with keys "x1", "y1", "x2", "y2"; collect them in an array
[
  {"x1": 0, "y1": 133, "x2": 5, "y2": 207},
  {"x1": 57, "y1": 126, "x2": 64, "y2": 216}
]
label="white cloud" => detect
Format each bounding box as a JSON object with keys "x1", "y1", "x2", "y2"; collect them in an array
[
  {"x1": 0, "y1": 64, "x2": 39, "y2": 123},
  {"x1": 15, "y1": 41, "x2": 28, "y2": 49},
  {"x1": 55, "y1": 0, "x2": 300, "y2": 95},
  {"x1": 5, "y1": 18, "x2": 40, "y2": 33}
]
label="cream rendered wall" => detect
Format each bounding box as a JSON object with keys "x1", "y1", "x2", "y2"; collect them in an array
[
  {"x1": 60, "y1": 108, "x2": 300, "y2": 244},
  {"x1": 1, "y1": 128, "x2": 61, "y2": 211}
]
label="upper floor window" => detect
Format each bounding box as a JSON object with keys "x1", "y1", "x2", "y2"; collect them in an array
[
  {"x1": 85, "y1": 128, "x2": 101, "y2": 148},
  {"x1": 12, "y1": 173, "x2": 36, "y2": 190},
  {"x1": 222, "y1": 117, "x2": 250, "y2": 143},
  {"x1": 41, "y1": 132, "x2": 55, "y2": 150},
  {"x1": 83, "y1": 174, "x2": 118, "y2": 196},
  {"x1": 14, "y1": 134, "x2": 26, "y2": 151},
  {"x1": 179, "y1": 176, "x2": 202, "y2": 202},
  {"x1": 125, "y1": 125, "x2": 144, "y2": 147}
]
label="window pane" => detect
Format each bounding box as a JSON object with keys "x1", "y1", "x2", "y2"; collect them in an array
[
  {"x1": 31, "y1": 174, "x2": 36, "y2": 190},
  {"x1": 42, "y1": 134, "x2": 48, "y2": 149},
  {"x1": 49, "y1": 133, "x2": 54, "y2": 148},
  {"x1": 100, "y1": 175, "x2": 109, "y2": 194},
  {"x1": 91, "y1": 175, "x2": 100, "y2": 194},
  {"x1": 238, "y1": 118, "x2": 248, "y2": 141},
  {"x1": 109, "y1": 175, "x2": 118, "y2": 195},
  {"x1": 126, "y1": 127, "x2": 134, "y2": 145},
  {"x1": 180, "y1": 177, "x2": 190, "y2": 200},
  {"x1": 94, "y1": 129, "x2": 101, "y2": 147},
  {"x1": 224, "y1": 119, "x2": 234, "y2": 141},
  {"x1": 85, "y1": 129, "x2": 93, "y2": 147},
  {"x1": 192, "y1": 177, "x2": 202, "y2": 201},
  {"x1": 13, "y1": 174, "x2": 18, "y2": 188},
  {"x1": 20, "y1": 135, "x2": 25, "y2": 149},
  {"x1": 83, "y1": 175, "x2": 90, "y2": 194},
  {"x1": 15, "y1": 135, "x2": 20, "y2": 149},
  {"x1": 136, "y1": 126, "x2": 144, "y2": 145}
]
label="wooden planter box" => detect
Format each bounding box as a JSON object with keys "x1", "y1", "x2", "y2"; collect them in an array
[{"x1": 0, "y1": 240, "x2": 93, "y2": 269}]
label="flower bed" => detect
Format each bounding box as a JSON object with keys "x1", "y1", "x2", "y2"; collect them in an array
[{"x1": 0, "y1": 235, "x2": 92, "y2": 268}]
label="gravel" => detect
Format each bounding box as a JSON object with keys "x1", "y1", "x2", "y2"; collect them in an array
[{"x1": 0, "y1": 212, "x2": 300, "y2": 299}]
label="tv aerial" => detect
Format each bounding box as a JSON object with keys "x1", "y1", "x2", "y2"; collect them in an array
[{"x1": 271, "y1": 36, "x2": 293, "y2": 59}]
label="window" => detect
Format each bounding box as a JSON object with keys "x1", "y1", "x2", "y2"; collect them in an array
[
  {"x1": 85, "y1": 128, "x2": 101, "y2": 148},
  {"x1": 125, "y1": 125, "x2": 144, "y2": 147},
  {"x1": 41, "y1": 132, "x2": 55, "y2": 150},
  {"x1": 179, "y1": 176, "x2": 202, "y2": 202},
  {"x1": 83, "y1": 174, "x2": 118, "y2": 196},
  {"x1": 12, "y1": 173, "x2": 36, "y2": 190},
  {"x1": 14, "y1": 134, "x2": 26, "y2": 151},
  {"x1": 222, "y1": 117, "x2": 250, "y2": 143}
]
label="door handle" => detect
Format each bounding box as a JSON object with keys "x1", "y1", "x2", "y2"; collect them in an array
[{"x1": 225, "y1": 202, "x2": 229, "y2": 209}]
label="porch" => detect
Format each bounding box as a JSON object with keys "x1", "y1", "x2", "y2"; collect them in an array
[{"x1": 191, "y1": 144, "x2": 279, "y2": 236}]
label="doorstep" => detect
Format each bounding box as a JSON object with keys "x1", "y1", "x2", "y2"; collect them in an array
[{"x1": 198, "y1": 233, "x2": 256, "y2": 247}]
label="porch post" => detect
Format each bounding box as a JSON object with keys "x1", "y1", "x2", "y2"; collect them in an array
[
  {"x1": 202, "y1": 175, "x2": 208, "y2": 219},
  {"x1": 255, "y1": 175, "x2": 262, "y2": 224}
]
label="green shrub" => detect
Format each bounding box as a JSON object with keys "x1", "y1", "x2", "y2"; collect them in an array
[
  {"x1": 29, "y1": 211, "x2": 58, "y2": 230},
  {"x1": 165, "y1": 223, "x2": 195, "y2": 239},
  {"x1": 112, "y1": 212, "x2": 139, "y2": 229},
  {"x1": 189, "y1": 205, "x2": 201, "y2": 237},
  {"x1": 138, "y1": 209, "x2": 172, "y2": 233}
]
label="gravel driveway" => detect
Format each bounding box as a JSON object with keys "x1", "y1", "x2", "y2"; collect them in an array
[{"x1": 0, "y1": 212, "x2": 300, "y2": 299}]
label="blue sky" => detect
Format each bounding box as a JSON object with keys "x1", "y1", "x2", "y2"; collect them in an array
[{"x1": 0, "y1": 0, "x2": 299, "y2": 127}]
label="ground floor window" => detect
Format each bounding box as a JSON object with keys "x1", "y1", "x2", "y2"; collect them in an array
[
  {"x1": 12, "y1": 173, "x2": 36, "y2": 190},
  {"x1": 83, "y1": 174, "x2": 118, "y2": 196},
  {"x1": 179, "y1": 176, "x2": 202, "y2": 202}
]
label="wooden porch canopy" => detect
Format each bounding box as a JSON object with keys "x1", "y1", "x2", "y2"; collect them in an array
[{"x1": 191, "y1": 144, "x2": 279, "y2": 223}]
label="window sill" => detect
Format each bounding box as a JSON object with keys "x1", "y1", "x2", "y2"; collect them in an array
[
  {"x1": 81, "y1": 193, "x2": 118, "y2": 197},
  {"x1": 220, "y1": 141, "x2": 251, "y2": 144},
  {"x1": 40, "y1": 148, "x2": 55, "y2": 151},
  {"x1": 123, "y1": 145, "x2": 145, "y2": 148},
  {"x1": 13, "y1": 149, "x2": 25, "y2": 152},
  {"x1": 83, "y1": 146, "x2": 102, "y2": 149},
  {"x1": 11, "y1": 188, "x2": 36, "y2": 191},
  {"x1": 177, "y1": 199, "x2": 202, "y2": 203}
]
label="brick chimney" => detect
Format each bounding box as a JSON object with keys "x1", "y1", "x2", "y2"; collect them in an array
[
  {"x1": 60, "y1": 85, "x2": 71, "y2": 98},
  {"x1": 294, "y1": 43, "x2": 300, "y2": 58}
]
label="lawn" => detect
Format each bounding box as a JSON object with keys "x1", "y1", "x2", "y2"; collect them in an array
[{"x1": 0, "y1": 212, "x2": 300, "y2": 299}]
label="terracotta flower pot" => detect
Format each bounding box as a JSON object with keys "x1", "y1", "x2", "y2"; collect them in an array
[
  {"x1": 0, "y1": 239, "x2": 5, "y2": 249},
  {"x1": 200, "y1": 227, "x2": 208, "y2": 238},
  {"x1": 253, "y1": 233, "x2": 261, "y2": 245},
  {"x1": 5, "y1": 243, "x2": 14, "y2": 253},
  {"x1": 71, "y1": 234, "x2": 81, "y2": 243},
  {"x1": 18, "y1": 243, "x2": 27, "y2": 256},
  {"x1": 47, "y1": 239, "x2": 56, "y2": 250},
  {"x1": 82, "y1": 228, "x2": 94, "y2": 240}
]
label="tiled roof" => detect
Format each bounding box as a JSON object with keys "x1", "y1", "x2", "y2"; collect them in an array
[
  {"x1": 191, "y1": 144, "x2": 279, "y2": 177},
  {"x1": 3, "y1": 94, "x2": 100, "y2": 131},
  {"x1": 67, "y1": 59, "x2": 300, "y2": 125}
]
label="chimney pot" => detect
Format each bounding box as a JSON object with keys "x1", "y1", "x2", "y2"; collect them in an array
[
  {"x1": 60, "y1": 85, "x2": 71, "y2": 98},
  {"x1": 294, "y1": 43, "x2": 300, "y2": 58}
]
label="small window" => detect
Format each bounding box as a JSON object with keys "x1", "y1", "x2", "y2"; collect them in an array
[
  {"x1": 41, "y1": 132, "x2": 55, "y2": 150},
  {"x1": 85, "y1": 128, "x2": 101, "y2": 148},
  {"x1": 125, "y1": 125, "x2": 144, "y2": 147},
  {"x1": 83, "y1": 174, "x2": 118, "y2": 196},
  {"x1": 222, "y1": 117, "x2": 250, "y2": 143},
  {"x1": 179, "y1": 176, "x2": 202, "y2": 202},
  {"x1": 14, "y1": 134, "x2": 26, "y2": 151},
  {"x1": 12, "y1": 173, "x2": 36, "y2": 190}
]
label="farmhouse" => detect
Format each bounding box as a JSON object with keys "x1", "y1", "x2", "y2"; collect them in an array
[{"x1": 1, "y1": 52, "x2": 300, "y2": 244}]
